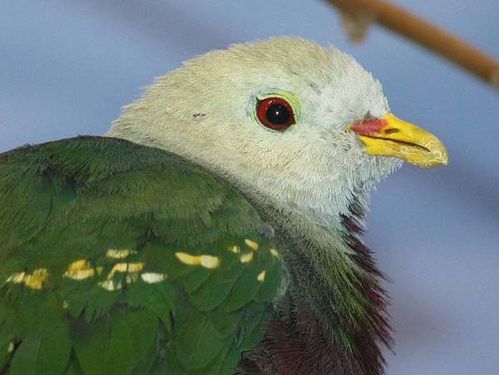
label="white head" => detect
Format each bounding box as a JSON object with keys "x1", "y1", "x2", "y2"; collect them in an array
[{"x1": 108, "y1": 37, "x2": 446, "y2": 229}]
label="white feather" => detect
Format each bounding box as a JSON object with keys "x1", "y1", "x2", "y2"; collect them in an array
[{"x1": 107, "y1": 37, "x2": 401, "y2": 229}]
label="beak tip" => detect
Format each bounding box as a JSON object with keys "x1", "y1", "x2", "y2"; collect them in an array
[
  {"x1": 439, "y1": 147, "x2": 449, "y2": 166},
  {"x1": 429, "y1": 153, "x2": 448, "y2": 167}
]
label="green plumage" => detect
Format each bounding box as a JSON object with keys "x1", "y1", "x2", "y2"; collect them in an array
[{"x1": 0, "y1": 137, "x2": 282, "y2": 374}]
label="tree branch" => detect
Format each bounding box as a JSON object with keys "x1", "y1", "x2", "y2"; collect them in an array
[{"x1": 325, "y1": 0, "x2": 499, "y2": 90}]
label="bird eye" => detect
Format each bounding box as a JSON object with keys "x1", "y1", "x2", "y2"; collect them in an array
[{"x1": 256, "y1": 97, "x2": 295, "y2": 131}]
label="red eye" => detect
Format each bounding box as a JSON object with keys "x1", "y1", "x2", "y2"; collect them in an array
[{"x1": 256, "y1": 97, "x2": 296, "y2": 131}]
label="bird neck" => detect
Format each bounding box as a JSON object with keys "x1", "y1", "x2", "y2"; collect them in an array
[{"x1": 249, "y1": 199, "x2": 391, "y2": 374}]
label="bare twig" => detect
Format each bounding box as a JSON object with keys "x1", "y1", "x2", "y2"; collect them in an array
[{"x1": 325, "y1": 0, "x2": 499, "y2": 90}]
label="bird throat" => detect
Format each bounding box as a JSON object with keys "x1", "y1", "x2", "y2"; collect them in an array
[{"x1": 239, "y1": 199, "x2": 391, "y2": 375}]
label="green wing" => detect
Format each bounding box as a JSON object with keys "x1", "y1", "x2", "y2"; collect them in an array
[{"x1": 0, "y1": 137, "x2": 282, "y2": 375}]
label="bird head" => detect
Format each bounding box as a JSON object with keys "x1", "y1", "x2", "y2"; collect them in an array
[{"x1": 109, "y1": 37, "x2": 447, "y2": 228}]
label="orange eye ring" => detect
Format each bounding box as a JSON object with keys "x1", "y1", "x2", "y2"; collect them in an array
[{"x1": 256, "y1": 97, "x2": 295, "y2": 131}]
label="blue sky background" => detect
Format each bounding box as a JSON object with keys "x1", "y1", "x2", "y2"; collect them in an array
[{"x1": 1, "y1": 1, "x2": 498, "y2": 373}]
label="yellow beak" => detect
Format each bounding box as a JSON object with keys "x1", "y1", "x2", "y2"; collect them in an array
[{"x1": 350, "y1": 113, "x2": 448, "y2": 167}]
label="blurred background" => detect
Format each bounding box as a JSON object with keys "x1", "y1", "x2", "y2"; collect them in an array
[{"x1": 1, "y1": 1, "x2": 498, "y2": 373}]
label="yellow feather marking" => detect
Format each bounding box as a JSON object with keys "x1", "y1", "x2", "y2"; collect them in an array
[
  {"x1": 106, "y1": 248, "x2": 137, "y2": 259},
  {"x1": 8, "y1": 342, "x2": 14, "y2": 353},
  {"x1": 97, "y1": 262, "x2": 145, "y2": 291},
  {"x1": 175, "y1": 252, "x2": 219, "y2": 269},
  {"x1": 200, "y1": 255, "x2": 219, "y2": 269},
  {"x1": 99, "y1": 279, "x2": 121, "y2": 291},
  {"x1": 114, "y1": 262, "x2": 144, "y2": 273},
  {"x1": 270, "y1": 248, "x2": 279, "y2": 257},
  {"x1": 257, "y1": 270, "x2": 266, "y2": 282},
  {"x1": 6, "y1": 272, "x2": 25, "y2": 284},
  {"x1": 107, "y1": 262, "x2": 144, "y2": 279},
  {"x1": 63, "y1": 259, "x2": 95, "y2": 280},
  {"x1": 228, "y1": 245, "x2": 240, "y2": 254},
  {"x1": 244, "y1": 239, "x2": 259, "y2": 251},
  {"x1": 141, "y1": 272, "x2": 167, "y2": 284},
  {"x1": 62, "y1": 301, "x2": 69, "y2": 310},
  {"x1": 6, "y1": 269, "x2": 49, "y2": 290},
  {"x1": 240, "y1": 252, "x2": 254, "y2": 263},
  {"x1": 22, "y1": 269, "x2": 49, "y2": 290},
  {"x1": 175, "y1": 252, "x2": 200, "y2": 266}
]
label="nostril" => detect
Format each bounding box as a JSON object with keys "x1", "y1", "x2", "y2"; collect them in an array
[{"x1": 383, "y1": 128, "x2": 399, "y2": 135}]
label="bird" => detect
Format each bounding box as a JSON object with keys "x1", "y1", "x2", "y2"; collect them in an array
[{"x1": 0, "y1": 37, "x2": 447, "y2": 375}]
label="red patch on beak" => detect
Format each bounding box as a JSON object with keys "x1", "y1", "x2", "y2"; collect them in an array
[{"x1": 350, "y1": 118, "x2": 387, "y2": 136}]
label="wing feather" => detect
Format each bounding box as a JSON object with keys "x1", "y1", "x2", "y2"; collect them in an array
[{"x1": 0, "y1": 137, "x2": 283, "y2": 374}]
